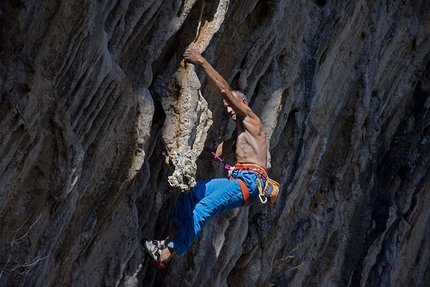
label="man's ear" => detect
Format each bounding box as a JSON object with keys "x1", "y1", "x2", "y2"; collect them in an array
[{"x1": 242, "y1": 98, "x2": 248, "y2": 105}]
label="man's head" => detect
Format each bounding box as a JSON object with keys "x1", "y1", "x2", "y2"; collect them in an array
[{"x1": 223, "y1": 90, "x2": 248, "y2": 121}]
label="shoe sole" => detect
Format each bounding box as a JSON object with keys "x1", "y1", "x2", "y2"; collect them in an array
[{"x1": 151, "y1": 259, "x2": 167, "y2": 269}]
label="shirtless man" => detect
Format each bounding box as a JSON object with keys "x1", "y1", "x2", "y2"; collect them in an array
[{"x1": 143, "y1": 48, "x2": 268, "y2": 268}]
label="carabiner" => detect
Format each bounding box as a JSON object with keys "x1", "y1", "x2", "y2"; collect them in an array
[{"x1": 259, "y1": 194, "x2": 267, "y2": 204}]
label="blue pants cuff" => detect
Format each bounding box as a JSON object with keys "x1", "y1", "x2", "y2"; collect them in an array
[{"x1": 167, "y1": 241, "x2": 186, "y2": 256}]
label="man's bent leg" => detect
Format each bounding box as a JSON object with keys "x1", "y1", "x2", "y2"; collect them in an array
[
  {"x1": 170, "y1": 180, "x2": 212, "y2": 229},
  {"x1": 168, "y1": 178, "x2": 243, "y2": 256},
  {"x1": 144, "y1": 180, "x2": 214, "y2": 265}
]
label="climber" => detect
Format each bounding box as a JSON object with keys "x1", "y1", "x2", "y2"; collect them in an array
[{"x1": 143, "y1": 48, "x2": 268, "y2": 269}]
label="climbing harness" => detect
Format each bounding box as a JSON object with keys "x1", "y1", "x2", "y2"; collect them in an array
[
  {"x1": 232, "y1": 163, "x2": 279, "y2": 204},
  {"x1": 204, "y1": 146, "x2": 280, "y2": 205},
  {"x1": 257, "y1": 176, "x2": 280, "y2": 204}
]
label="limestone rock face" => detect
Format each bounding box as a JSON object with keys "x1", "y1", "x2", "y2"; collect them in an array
[{"x1": 1, "y1": 0, "x2": 430, "y2": 286}]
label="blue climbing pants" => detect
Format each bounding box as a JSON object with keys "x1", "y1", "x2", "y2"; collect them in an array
[{"x1": 168, "y1": 169, "x2": 263, "y2": 256}]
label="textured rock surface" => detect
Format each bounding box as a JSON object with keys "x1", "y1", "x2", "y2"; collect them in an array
[{"x1": 1, "y1": 0, "x2": 430, "y2": 286}]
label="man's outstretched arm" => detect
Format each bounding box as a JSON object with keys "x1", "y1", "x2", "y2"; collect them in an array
[
  {"x1": 183, "y1": 48, "x2": 250, "y2": 119},
  {"x1": 184, "y1": 48, "x2": 230, "y2": 96}
]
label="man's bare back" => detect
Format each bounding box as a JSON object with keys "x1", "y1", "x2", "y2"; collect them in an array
[{"x1": 183, "y1": 48, "x2": 267, "y2": 169}]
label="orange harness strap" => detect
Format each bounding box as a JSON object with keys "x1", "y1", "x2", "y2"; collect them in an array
[
  {"x1": 236, "y1": 179, "x2": 250, "y2": 206},
  {"x1": 234, "y1": 163, "x2": 268, "y2": 179}
]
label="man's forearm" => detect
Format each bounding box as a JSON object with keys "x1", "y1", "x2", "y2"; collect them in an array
[
  {"x1": 184, "y1": 48, "x2": 238, "y2": 107},
  {"x1": 183, "y1": 49, "x2": 231, "y2": 98},
  {"x1": 199, "y1": 60, "x2": 231, "y2": 97}
]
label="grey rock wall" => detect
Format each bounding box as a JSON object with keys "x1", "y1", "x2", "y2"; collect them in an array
[{"x1": 1, "y1": 0, "x2": 429, "y2": 286}]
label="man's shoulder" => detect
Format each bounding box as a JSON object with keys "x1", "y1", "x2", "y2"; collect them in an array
[{"x1": 241, "y1": 111, "x2": 263, "y2": 127}]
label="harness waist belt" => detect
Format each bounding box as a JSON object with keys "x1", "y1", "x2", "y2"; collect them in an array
[{"x1": 234, "y1": 163, "x2": 268, "y2": 179}]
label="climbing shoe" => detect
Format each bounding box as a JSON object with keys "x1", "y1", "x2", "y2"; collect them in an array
[
  {"x1": 143, "y1": 238, "x2": 167, "y2": 269},
  {"x1": 143, "y1": 239, "x2": 166, "y2": 250}
]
